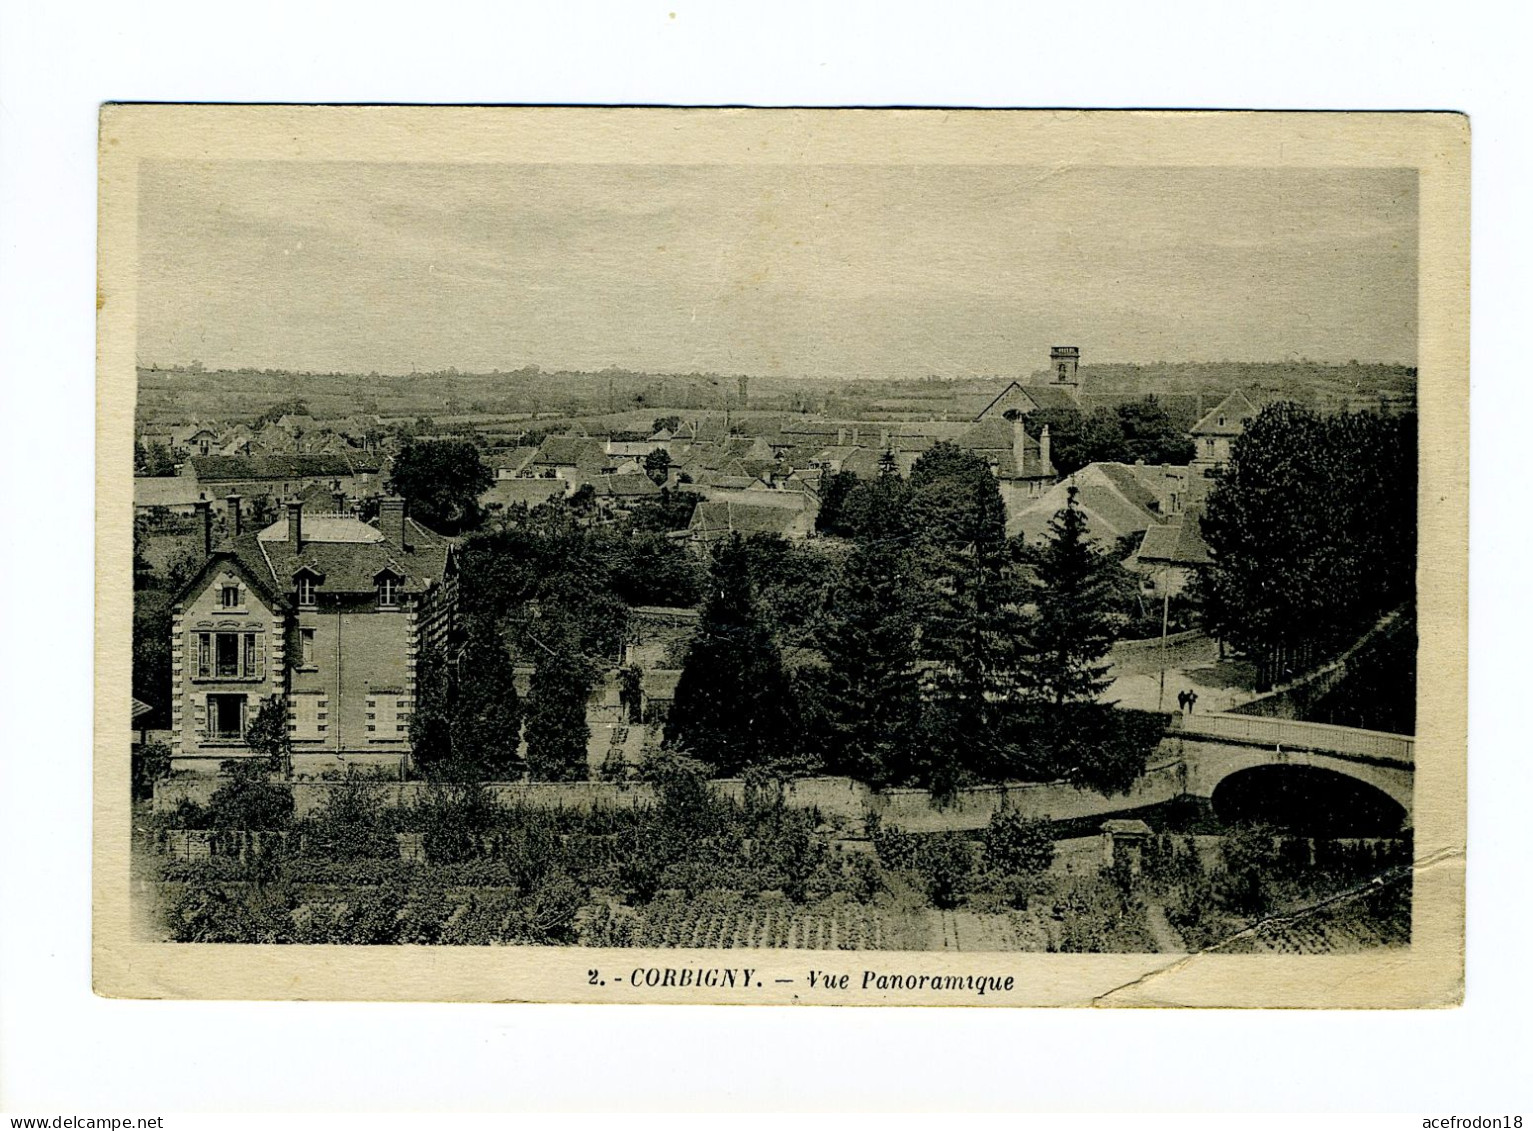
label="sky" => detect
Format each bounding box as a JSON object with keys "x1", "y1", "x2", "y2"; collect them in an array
[{"x1": 137, "y1": 162, "x2": 1418, "y2": 379}]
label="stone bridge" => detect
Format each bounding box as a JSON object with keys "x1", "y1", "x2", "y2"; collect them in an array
[
  {"x1": 871, "y1": 712, "x2": 1414, "y2": 833},
  {"x1": 1169, "y1": 712, "x2": 1413, "y2": 827}
]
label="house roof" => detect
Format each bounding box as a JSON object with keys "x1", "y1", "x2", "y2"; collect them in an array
[
  {"x1": 1190, "y1": 390, "x2": 1259, "y2": 437},
  {"x1": 171, "y1": 423, "x2": 219, "y2": 446},
  {"x1": 480, "y1": 478, "x2": 568, "y2": 509},
  {"x1": 1133, "y1": 506, "x2": 1212, "y2": 567},
  {"x1": 956, "y1": 418, "x2": 1014, "y2": 451},
  {"x1": 488, "y1": 447, "x2": 540, "y2": 474},
  {"x1": 689, "y1": 500, "x2": 808, "y2": 539},
  {"x1": 953, "y1": 419, "x2": 1055, "y2": 480},
  {"x1": 706, "y1": 474, "x2": 759, "y2": 492},
  {"x1": 187, "y1": 453, "x2": 359, "y2": 482},
  {"x1": 1008, "y1": 462, "x2": 1167, "y2": 543},
  {"x1": 533, "y1": 436, "x2": 608, "y2": 471},
  {"x1": 1020, "y1": 385, "x2": 1081, "y2": 411},
  {"x1": 590, "y1": 473, "x2": 662, "y2": 498},
  {"x1": 248, "y1": 514, "x2": 454, "y2": 597},
  {"x1": 973, "y1": 381, "x2": 1031, "y2": 420}
]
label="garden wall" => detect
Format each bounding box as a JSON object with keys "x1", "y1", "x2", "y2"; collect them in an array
[
  {"x1": 152, "y1": 758, "x2": 1187, "y2": 831},
  {"x1": 867, "y1": 759, "x2": 1188, "y2": 832}
]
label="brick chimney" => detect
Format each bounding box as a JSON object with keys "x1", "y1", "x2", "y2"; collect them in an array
[
  {"x1": 226, "y1": 494, "x2": 242, "y2": 537},
  {"x1": 286, "y1": 499, "x2": 303, "y2": 549},
  {"x1": 196, "y1": 497, "x2": 213, "y2": 557},
  {"x1": 380, "y1": 496, "x2": 407, "y2": 549},
  {"x1": 332, "y1": 489, "x2": 347, "y2": 515},
  {"x1": 1040, "y1": 425, "x2": 1052, "y2": 475},
  {"x1": 1011, "y1": 417, "x2": 1029, "y2": 480}
]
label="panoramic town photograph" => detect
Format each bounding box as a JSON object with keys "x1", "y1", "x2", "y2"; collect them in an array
[{"x1": 128, "y1": 159, "x2": 1418, "y2": 954}]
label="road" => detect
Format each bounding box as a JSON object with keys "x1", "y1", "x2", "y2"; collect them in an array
[{"x1": 1106, "y1": 631, "x2": 1260, "y2": 714}]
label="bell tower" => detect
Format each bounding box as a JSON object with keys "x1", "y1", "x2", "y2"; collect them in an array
[{"x1": 1050, "y1": 345, "x2": 1080, "y2": 387}]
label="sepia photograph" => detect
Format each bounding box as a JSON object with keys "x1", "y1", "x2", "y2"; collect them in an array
[{"x1": 94, "y1": 107, "x2": 1468, "y2": 1005}]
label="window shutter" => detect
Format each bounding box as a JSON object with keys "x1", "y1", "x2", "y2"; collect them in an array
[{"x1": 256, "y1": 633, "x2": 266, "y2": 680}]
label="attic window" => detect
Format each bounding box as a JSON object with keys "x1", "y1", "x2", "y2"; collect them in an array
[
  {"x1": 220, "y1": 585, "x2": 240, "y2": 608},
  {"x1": 1218, "y1": 415, "x2": 1226, "y2": 426},
  {"x1": 378, "y1": 576, "x2": 399, "y2": 607},
  {"x1": 296, "y1": 576, "x2": 316, "y2": 606}
]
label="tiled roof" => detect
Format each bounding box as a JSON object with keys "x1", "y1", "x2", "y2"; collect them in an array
[
  {"x1": 488, "y1": 447, "x2": 540, "y2": 473},
  {"x1": 952, "y1": 419, "x2": 1054, "y2": 481},
  {"x1": 533, "y1": 436, "x2": 608, "y2": 471},
  {"x1": 1008, "y1": 462, "x2": 1166, "y2": 543},
  {"x1": 1134, "y1": 506, "x2": 1211, "y2": 567},
  {"x1": 1190, "y1": 391, "x2": 1259, "y2": 437},
  {"x1": 590, "y1": 473, "x2": 662, "y2": 498},
  {"x1": 689, "y1": 500, "x2": 809, "y2": 539},
  {"x1": 811, "y1": 445, "x2": 861, "y2": 464},
  {"x1": 1018, "y1": 385, "x2": 1081, "y2": 411},
  {"x1": 480, "y1": 478, "x2": 568, "y2": 509},
  {"x1": 956, "y1": 418, "x2": 1014, "y2": 451},
  {"x1": 707, "y1": 475, "x2": 759, "y2": 492},
  {"x1": 247, "y1": 514, "x2": 455, "y2": 596},
  {"x1": 1095, "y1": 463, "x2": 1163, "y2": 513},
  {"x1": 188, "y1": 454, "x2": 359, "y2": 482}
]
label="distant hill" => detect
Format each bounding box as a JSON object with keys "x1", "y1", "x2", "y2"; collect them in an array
[{"x1": 136, "y1": 361, "x2": 1415, "y2": 428}]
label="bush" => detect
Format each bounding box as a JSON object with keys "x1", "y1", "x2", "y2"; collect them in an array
[
  {"x1": 205, "y1": 762, "x2": 294, "y2": 830},
  {"x1": 923, "y1": 835, "x2": 975, "y2": 910},
  {"x1": 301, "y1": 774, "x2": 398, "y2": 861},
  {"x1": 133, "y1": 742, "x2": 173, "y2": 802},
  {"x1": 982, "y1": 808, "x2": 1055, "y2": 877}
]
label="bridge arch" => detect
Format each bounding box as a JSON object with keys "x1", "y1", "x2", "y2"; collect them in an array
[{"x1": 1209, "y1": 763, "x2": 1409, "y2": 834}]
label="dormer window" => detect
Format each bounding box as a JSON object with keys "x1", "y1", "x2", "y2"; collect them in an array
[
  {"x1": 378, "y1": 576, "x2": 399, "y2": 607},
  {"x1": 296, "y1": 576, "x2": 316, "y2": 606},
  {"x1": 220, "y1": 585, "x2": 241, "y2": 609}
]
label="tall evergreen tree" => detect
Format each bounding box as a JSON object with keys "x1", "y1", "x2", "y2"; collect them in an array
[
  {"x1": 1020, "y1": 487, "x2": 1120, "y2": 706},
  {"x1": 452, "y1": 616, "x2": 523, "y2": 779},
  {"x1": 665, "y1": 537, "x2": 796, "y2": 775},
  {"x1": 409, "y1": 640, "x2": 460, "y2": 778},
  {"x1": 918, "y1": 542, "x2": 1032, "y2": 785},
  {"x1": 523, "y1": 612, "x2": 597, "y2": 782},
  {"x1": 817, "y1": 540, "x2": 923, "y2": 784}
]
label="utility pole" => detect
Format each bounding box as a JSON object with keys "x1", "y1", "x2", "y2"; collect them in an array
[{"x1": 1157, "y1": 568, "x2": 1171, "y2": 713}]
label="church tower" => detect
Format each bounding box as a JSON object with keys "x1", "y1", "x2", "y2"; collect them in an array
[{"x1": 1050, "y1": 345, "x2": 1080, "y2": 387}]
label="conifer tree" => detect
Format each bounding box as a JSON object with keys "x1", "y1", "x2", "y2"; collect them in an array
[
  {"x1": 523, "y1": 612, "x2": 597, "y2": 782},
  {"x1": 1021, "y1": 486, "x2": 1120, "y2": 706},
  {"x1": 409, "y1": 640, "x2": 460, "y2": 778},
  {"x1": 817, "y1": 540, "x2": 922, "y2": 783},
  {"x1": 665, "y1": 536, "x2": 796, "y2": 775},
  {"x1": 452, "y1": 615, "x2": 523, "y2": 779}
]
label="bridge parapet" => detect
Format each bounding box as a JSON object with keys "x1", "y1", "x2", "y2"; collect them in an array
[{"x1": 1172, "y1": 712, "x2": 1413, "y2": 766}]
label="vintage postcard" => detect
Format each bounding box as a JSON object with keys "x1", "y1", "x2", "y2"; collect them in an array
[{"x1": 95, "y1": 106, "x2": 1468, "y2": 1006}]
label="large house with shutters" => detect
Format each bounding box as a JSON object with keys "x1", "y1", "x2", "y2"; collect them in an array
[{"x1": 168, "y1": 496, "x2": 458, "y2": 777}]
